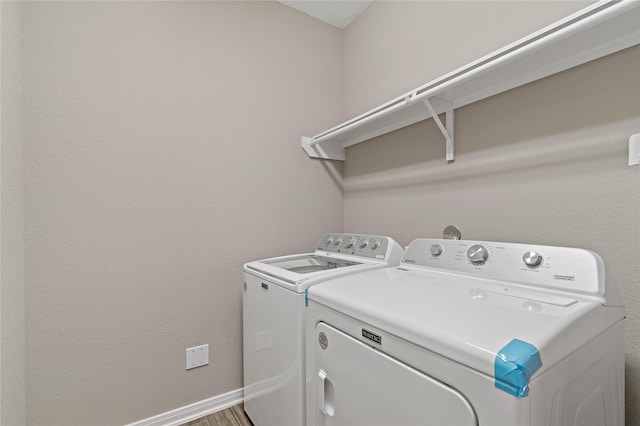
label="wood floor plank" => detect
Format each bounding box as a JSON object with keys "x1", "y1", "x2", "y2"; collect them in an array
[
  {"x1": 184, "y1": 418, "x2": 210, "y2": 426},
  {"x1": 179, "y1": 403, "x2": 251, "y2": 426},
  {"x1": 230, "y1": 403, "x2": 253, "y2": 426},
  {"x1": 206, "y1": 408, "x2": 239, "y2": 426}
]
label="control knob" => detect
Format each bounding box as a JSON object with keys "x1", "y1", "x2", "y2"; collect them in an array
[
  {"x1": 324, "y1": 236, "x2": 333, "y2": 246},
  {"x1": 467, "y1": 245, "x2": 489, "y2": 264},
  {"x1": 370, "y1": 240, "x2": 380, "y2": 250},
  {"x1": 333, "y1": 238, "x2": 342, "y2": 246},
  {"x1": 430, "y1": 244, "x2": 443, "y2": 257},
  {"x1": 523, "y1": 251, "x2": 543, "y2": 267},
  {"x1": 345, "y1": 237, "x2": 356, "y2": 249},
  {"x1": 359, "y1": 240, "x2": 369, "y2": 249}
]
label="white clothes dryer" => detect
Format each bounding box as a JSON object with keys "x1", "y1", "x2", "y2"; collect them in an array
[
  {"x1": 305, "y1": 238, "x2": 625, "y2": 426},
  {"x1": 243, "y1": 233, "x2": 403, "y2": 426}
]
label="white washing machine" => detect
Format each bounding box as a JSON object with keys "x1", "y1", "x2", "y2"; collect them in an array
[
  {"x1": 243, "y1": 233, "x2": 403, "y2": 426},
  {"x1": 305, "y1": 238, "x2": 625, "y2": 426}
]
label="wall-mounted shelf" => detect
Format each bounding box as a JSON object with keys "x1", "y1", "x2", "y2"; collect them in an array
[{"x1": 301, "y1": 0, "x2": 640, "y2": 162}]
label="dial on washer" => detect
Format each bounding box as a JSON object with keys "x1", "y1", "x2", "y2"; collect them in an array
[{"x1": 345, "y1": 237, "x2": 356, "y2": 249}]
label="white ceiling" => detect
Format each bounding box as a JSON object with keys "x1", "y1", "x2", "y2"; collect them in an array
[{"x1": 279, "y1": 1, "x2": 373, "y2": 29}]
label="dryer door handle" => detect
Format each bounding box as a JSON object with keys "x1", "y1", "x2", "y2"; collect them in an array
[{"x1": 318, "y1": 369, "x2": 335, "y2": 417}]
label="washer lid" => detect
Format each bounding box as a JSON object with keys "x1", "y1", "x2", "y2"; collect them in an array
[
  {"x1": 244, "y1": 234, "x2": 404, "y2": 292},
  {"x1": 261, "y1": 254, "x2": 361, "y2": 274},
  {"x1": 245, "y1": 252, "x2": 382, "y2": 292},
  {"x1": 307, "y1": 266, "x2": 624, "y2": 385}
]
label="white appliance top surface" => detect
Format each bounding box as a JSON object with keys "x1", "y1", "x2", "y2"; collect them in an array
[
  {"x1": 244, "y1": 233, "x2": 403, "y2": 292},
  {"x1": 262, "y1": 254, "x2": 362, "y2": 274},
  {"x1": 308, "y1": 238, "x2": 624, "y2": 378}
]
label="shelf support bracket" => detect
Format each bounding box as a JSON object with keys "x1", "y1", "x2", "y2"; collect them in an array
[
  {"x1": 301, "y1": 136, "x2": 345, "y2": 161},
  {"x1": 422, "y1": 97, "x2": 454, "y2": 162}
]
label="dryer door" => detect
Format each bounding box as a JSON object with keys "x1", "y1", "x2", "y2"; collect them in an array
[{"x1": 314, "y1": 322, "x2": 477, "y2": 426}]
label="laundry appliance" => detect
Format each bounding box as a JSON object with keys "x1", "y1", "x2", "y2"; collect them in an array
[
  {"x1": 305, "y1": 238, "x2": 625, "y2": 426},
  {"x1": 243, "y1": 233, "x2": 403, "y2": 426}
]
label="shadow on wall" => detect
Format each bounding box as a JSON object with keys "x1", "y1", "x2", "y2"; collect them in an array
[
  {"x1": 342, "y1": 45, "x2": 640, "y2": 191},
  {"x1": 343, "y1": 119, "x2": 629, "y2": 192}
]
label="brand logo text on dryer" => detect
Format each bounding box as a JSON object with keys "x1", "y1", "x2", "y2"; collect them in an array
[{"x1": 362, "y1": 329, "x2": 382, "y2": 345}]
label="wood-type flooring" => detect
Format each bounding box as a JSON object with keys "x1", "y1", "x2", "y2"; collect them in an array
[{"x1": 181, "y1": 403, "x2": 252, "y2": 426}]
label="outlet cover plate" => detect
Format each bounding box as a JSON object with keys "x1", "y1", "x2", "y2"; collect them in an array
[{"x1": 186, "y1": 344, "x2": 209, "y2": 370}]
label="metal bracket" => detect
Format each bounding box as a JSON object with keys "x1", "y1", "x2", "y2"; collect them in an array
[
  {"x1": 301, "y1": 136, "x2": 345, "y2": 161},
  {"x1": 302, "y1": 96, "x2": 454, "y2": 163},
  {"x1": 422, "y1": 97, "x2": 454, "y2": 162}
]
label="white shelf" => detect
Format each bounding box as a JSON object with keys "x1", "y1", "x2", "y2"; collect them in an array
[{"x1": 301, "y1": 0, "x2": 640, "y2": 162}]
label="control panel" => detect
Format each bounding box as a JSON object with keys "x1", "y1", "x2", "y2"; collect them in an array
[
  {"x1": 317, "y1": 233, "x2": 390, "y2": 260},
  {"x1": 401, "y1": 238, "x2": 606, "y2": 297}
]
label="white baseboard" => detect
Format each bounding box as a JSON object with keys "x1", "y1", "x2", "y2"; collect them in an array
[{"x1": 125, "y1": 387, "x2": 244, "y2": 426}]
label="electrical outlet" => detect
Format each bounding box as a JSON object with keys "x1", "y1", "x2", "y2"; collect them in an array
[{"x1": 186, "y1": 344, "x2": 209, "y2": 370}]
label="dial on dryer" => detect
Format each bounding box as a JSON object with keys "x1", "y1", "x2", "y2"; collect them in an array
[
  {"x1": 523, "y1": 251, "x2": 543, "y2": 267},
  {"x1": 467, "y1": 245, "x2": 489, "y2": 264}
]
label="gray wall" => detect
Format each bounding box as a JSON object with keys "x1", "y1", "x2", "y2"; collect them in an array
[
  {"x1": 23, "y1": 2, "x2": 342, "y2": 424},
  {"x1": 16, "y1": 1, "x2": 640, "y2": 425},
  {"x1": 1, "y1": 1, "x2": 26, "y2": 425},
  {"x1": 342, "y1": 2, "x2": 640, "y2": 424}
]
